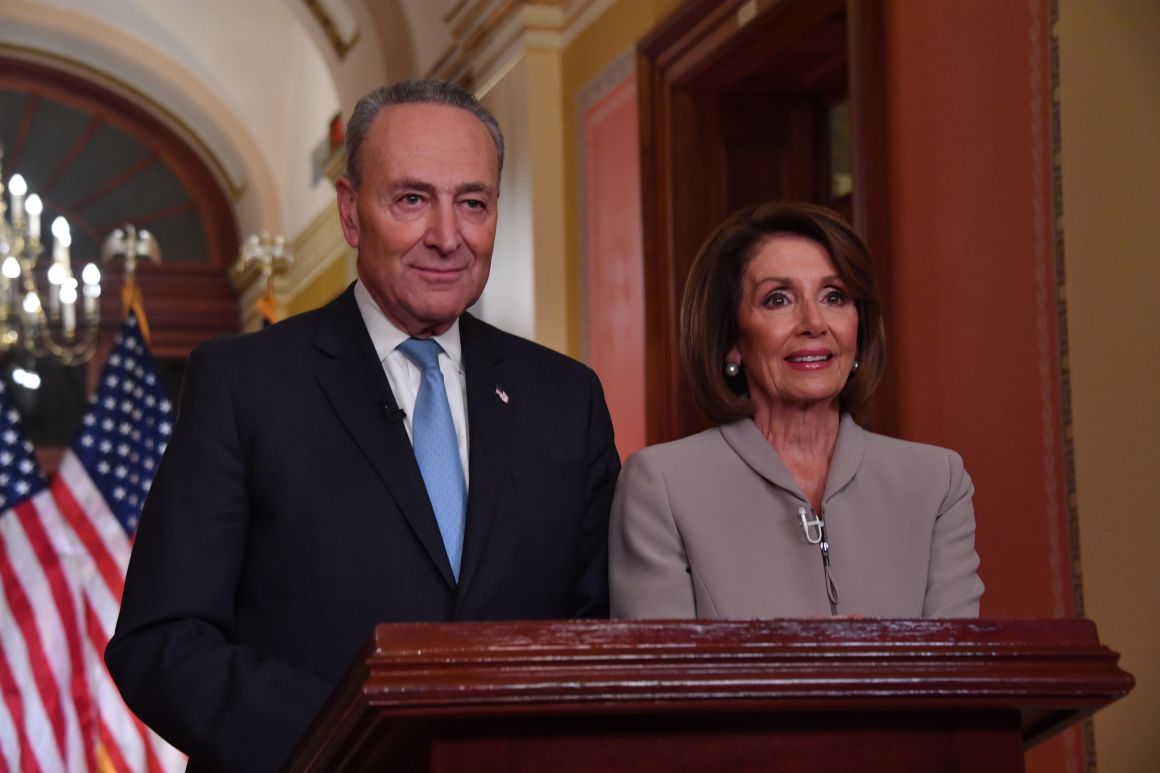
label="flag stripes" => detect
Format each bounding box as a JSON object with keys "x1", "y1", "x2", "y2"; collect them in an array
[{"x1": 1, "y1": 312, "x2": 184, "y2": 771}]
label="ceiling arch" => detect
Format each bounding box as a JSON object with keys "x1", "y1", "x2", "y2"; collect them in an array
[
  {"x1": 0, "y1": 0, "x2": 386, "y2": 239},
  {"x1": 0, "y1": 55, "x2": 237, "y2": 268}
]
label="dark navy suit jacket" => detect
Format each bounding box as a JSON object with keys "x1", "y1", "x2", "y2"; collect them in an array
[{"x1": 106, "y1": 286, "x2": 619, "y2": 771}]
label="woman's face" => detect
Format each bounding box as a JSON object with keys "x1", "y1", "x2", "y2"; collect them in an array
[{"x1": 728, "y1": 234, "x2": 859, "y2": 413}]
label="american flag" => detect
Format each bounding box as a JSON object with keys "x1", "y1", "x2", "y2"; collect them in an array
[
  {"x1": 0, "y1": 312, "x2": 184, "y2": 771},
  {"x1": 0, "y1": 379, "x2": 91, "y2": 771}
]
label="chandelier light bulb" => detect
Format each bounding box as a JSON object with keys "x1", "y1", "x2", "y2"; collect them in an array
[
  {"x1": 23, "y1": 291, "x2": 41, "y2": 314},
  {"x1": 51, "y1": 216, "x2": 70, "y2": 239},
  {"x1": 83, "y1": 263, "x2": 101, "y2": 285},
  {"x1": 48, "y1": 262, "x2": 68, "y2": 285},
  {"x1": 8, "y1": 174, "x2": 27, "y2": 197},
  {"x1": 12, "y1": 367, "x2": 41, "y2": 391},
  {"x1": 2, "y1": 256, "x2": 20, "y2": 279},
  {"x1": 60, "y1": 283, "x2": 79, "y2": 305},
  {"x1": 24, "y1": 194, "x2": 42, "y2": 216}
]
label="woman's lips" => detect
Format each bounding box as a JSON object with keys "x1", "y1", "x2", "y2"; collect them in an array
[{"x1": 784, "y1": 351, "x2": 835, "y2": 369}]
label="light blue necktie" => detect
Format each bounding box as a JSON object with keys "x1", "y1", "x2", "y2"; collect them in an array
[{"x1": 398, "y1": 338, "x2": 466, "y2": 580}]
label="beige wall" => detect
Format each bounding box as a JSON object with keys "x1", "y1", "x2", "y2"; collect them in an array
[
  {"x1": 1059, "y1": 1, "x2": 1160, "y2": 770},
  {"x1": 478, "y1": 50, "x2": 570, "y2": 350}
]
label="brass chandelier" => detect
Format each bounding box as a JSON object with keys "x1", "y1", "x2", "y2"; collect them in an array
[{"x1": 1, "y1": 145, "x2": 102, "y2": 366}]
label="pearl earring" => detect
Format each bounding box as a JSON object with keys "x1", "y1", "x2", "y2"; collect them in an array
[
  {"x1": 724, "y1": 361, "x2": 740, "y2": 378},
  {"x1": 852, "y1": 359, "x2": 860, "y2": 373}
]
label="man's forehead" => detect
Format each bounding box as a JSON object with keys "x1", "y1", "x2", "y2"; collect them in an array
[{"x1": 370, "y1": 103, "x2": 499, "y2": 184}]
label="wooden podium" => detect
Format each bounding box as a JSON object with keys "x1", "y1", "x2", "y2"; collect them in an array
[{"x1": 286, "y1": 619, "x2": 1132, "y2": 772}]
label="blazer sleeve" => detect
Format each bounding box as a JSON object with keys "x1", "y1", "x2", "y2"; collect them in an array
[
  {"x1": 923, "y1": 451, "x2": 985, "y2": 617},
  {"x1": 570, "y1": 369, "x2": 621, "y2": 618},
  {"x1": 105, "y1": 344, "x2": 331, "y2": 773},
  {"x1": 609, "y1": 448, "x2": 697, "y2": 618}
]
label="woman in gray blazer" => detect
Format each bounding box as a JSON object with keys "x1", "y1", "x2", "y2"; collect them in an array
[{"x1": 611, "y1": 202, "x2": 983, "y2": 619}]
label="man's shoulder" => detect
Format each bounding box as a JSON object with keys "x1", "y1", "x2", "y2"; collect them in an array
[
  {"x1": 462, "y1": 314, "x2": 594, "y2": 378},
  {"x1": 197, "y1": 292, "x2": 349, "y2": 361}
]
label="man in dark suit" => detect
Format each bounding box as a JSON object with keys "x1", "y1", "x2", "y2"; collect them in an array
[{"x1": 106, "y1": 80, "x2": 619, "y2": 772}]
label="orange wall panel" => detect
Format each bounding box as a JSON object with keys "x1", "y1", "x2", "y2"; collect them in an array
[
  {"x1": 581, "y1": 72, "x2": 647, "y2": 459},
  {"x1": 885, "y1": 0, "x2": 1071, "y2": 618},
  {"x1": 884, "y1": 2, "x2": 1077, "y2": 769}
]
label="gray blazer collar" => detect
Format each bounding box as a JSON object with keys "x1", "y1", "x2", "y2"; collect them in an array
[{"x1": 718, "y1": 412, "x2": 867, "y2": 506}]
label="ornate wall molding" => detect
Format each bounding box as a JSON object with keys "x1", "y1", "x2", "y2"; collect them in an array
[
  {"x1": 429, "y1": 0, "x2": 613, "y2": 89},
  {"x1": 301, "y1": 0, "x2": 361, "y2": 61}
]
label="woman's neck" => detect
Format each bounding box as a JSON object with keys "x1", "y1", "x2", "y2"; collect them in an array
[{"x1": 753, "y1": 399, "x2": 841, "y2": 512}]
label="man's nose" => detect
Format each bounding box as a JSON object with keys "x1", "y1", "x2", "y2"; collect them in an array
[{"x1": 423, "y1": 204, "x2": 461, "y2": 255}]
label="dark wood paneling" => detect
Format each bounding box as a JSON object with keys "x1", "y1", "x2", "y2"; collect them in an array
[{"x1": 637, "y1": 0, "x2": 889, "y2": 443}]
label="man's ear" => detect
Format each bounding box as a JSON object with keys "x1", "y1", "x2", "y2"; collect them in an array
[{"x1": 336, "y1": 177, "x2": 360, "y2": 248}]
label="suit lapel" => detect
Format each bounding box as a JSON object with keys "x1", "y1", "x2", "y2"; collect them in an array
[
  {"x1": 823, "y1": 413, "x2": 866, "y2": 502},
  {"x1": 311, "y1": 287, "x2": 456, "y2": 586},
  {"x1": 456, "y1": 314, "x2": 514, "y2": 595},
  {"x1": 718, "y1": 413, "x2": 866, "y2": 507},
  {"x1": 719, "y1": 419, "x2": 805, "y2": 498}
]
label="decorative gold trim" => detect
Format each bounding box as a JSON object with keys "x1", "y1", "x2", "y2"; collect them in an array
[
  {"x1": 451, "y1": 1, "x2": 495, "y2": 41},
  {"x1": 427, "y1": 0, "x2": 586, "y2": 82},
  {"x1": 0, "y1": 42, "x2": 248, "y2": 202},
  {"x1": 444, "y1": 0, "x2": 473, "y2": 24},
  {"x1": 300, "y1": 0, "x2": 361, "y2": 61},
  {"x1": 1046, "y1": 0, "x2": 1080, "y2": 626}
]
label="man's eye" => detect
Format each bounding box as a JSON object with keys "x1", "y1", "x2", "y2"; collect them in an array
[
  {"x1": 462, "y1": 199, "x2": 486, "y2": 211},
  {"x1": 399, "y1": 194, "x2": 423, "y2": 206}
]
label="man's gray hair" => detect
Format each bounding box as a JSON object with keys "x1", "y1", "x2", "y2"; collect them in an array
[{"x1": 344, "y1": 79, "x2": 505, "y2": 188}]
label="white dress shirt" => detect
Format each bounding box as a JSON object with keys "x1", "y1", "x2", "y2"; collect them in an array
[{"x1": 353, "y1": 281, "x2": 470, "y2": 486}]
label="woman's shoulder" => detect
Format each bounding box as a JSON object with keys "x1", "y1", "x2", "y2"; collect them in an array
[
  {"x1": 623, "y1": 425, "x2": 730, "y2": 470},
  {"x1": 855, "y1": 423, "x2": 969, "y2": 482}
]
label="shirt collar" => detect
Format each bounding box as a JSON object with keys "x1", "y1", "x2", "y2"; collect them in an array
[{"x1": 354, "y1": 280, "x2": 464, "y2": 373}]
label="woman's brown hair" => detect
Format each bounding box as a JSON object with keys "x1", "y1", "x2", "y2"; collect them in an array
[{"x1": 680, "y1": 201, "x2": 885, "y2": 423}]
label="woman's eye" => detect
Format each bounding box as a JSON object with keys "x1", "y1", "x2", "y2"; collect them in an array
[
  {"x1": 823, "y1": 289, "x2": 849, "y2": 305},
  {"x1": 761, "y1": 291, "x2": 789, "y2": 308}
]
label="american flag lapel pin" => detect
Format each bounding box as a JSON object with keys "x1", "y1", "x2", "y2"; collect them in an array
[{"x1": 495, "y1": 385, "x2": 509, "y2": 404}]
